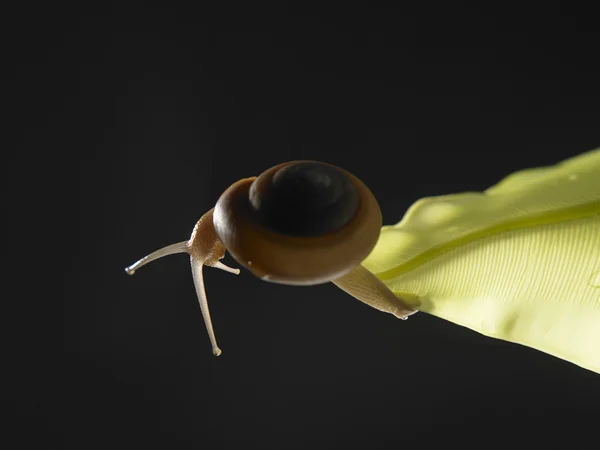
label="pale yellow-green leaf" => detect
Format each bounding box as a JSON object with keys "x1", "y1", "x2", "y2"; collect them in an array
[{"x1": 363, "y1": 148, "x2": 600, "y2": 374}]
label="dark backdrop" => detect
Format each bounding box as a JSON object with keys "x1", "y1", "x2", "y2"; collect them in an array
[{"x1": 10, "y1": 3, "x2": 600, "y2": 449}]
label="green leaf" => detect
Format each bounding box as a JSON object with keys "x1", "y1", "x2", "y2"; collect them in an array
[{"x1": 364, "y1": 148, "x2": 600, "y2": 374}]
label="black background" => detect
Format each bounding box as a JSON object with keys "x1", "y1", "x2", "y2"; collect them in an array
[{"x1": 9, "y1": 2, "x2": 600, "y2": 449}]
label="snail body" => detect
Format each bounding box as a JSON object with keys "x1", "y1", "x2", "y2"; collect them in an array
[{"x1": 125, "y1": 161, "x2": 415, "y2": 356}]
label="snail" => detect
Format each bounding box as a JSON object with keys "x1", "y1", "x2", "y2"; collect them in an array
[
  {"x1": 126, "y1": 150, "x2": 600, "y2": 374},
  {"x1": 125, "y1": 161, "x2": 417, "y2": 356}
]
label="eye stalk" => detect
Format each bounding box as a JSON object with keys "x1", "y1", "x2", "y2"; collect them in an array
[
  {"x1": 124, "y1": 208, "x2": 239, "y2": 357},
  {"x1": 125, "y1": 160, "x2": 417, "y2": 356}
]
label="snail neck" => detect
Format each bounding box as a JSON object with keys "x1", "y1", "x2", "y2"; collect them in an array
[{"x1": 188, "y1": 208, "x2": 227, "y2": 264}]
